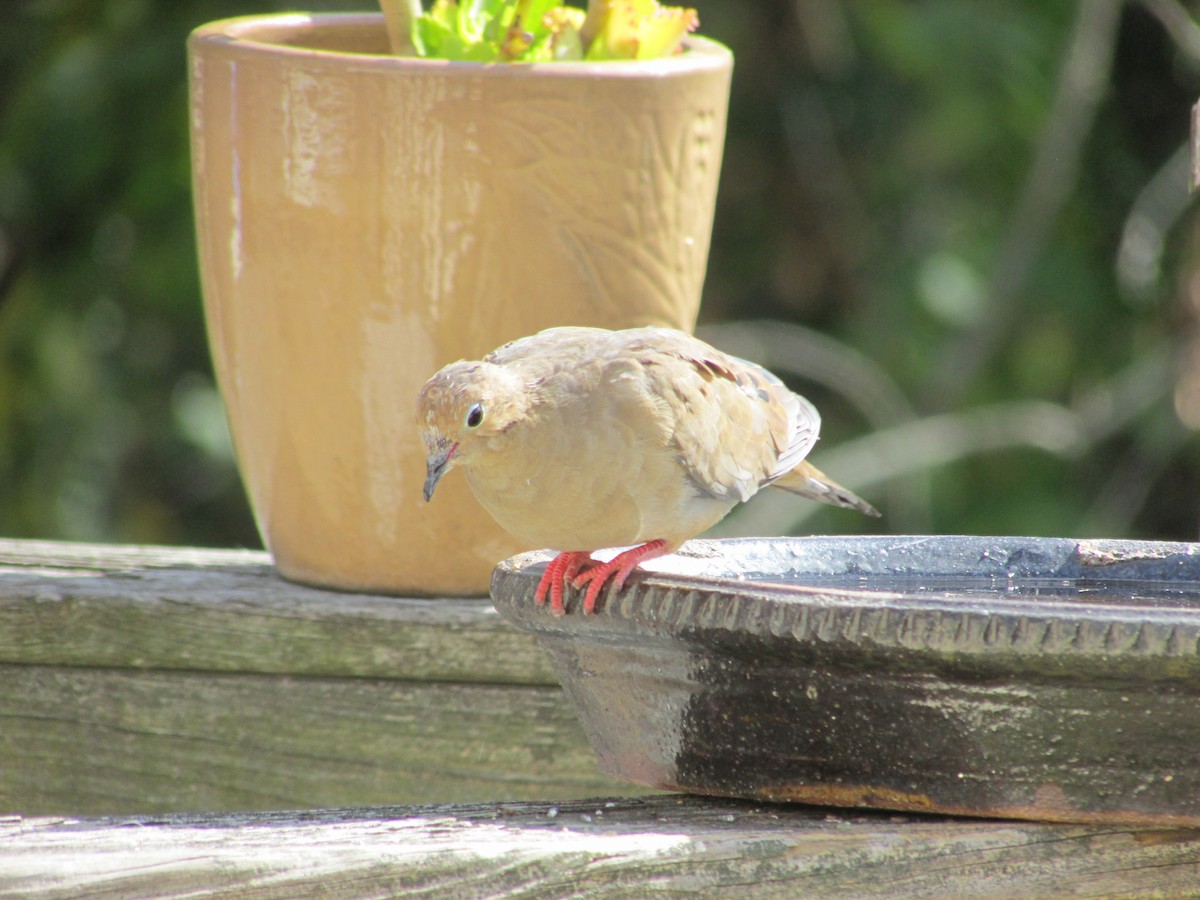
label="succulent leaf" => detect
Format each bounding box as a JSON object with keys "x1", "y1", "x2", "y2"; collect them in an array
[{"x1": 401, "y1": 0, "x2": 697, "y2": 62}]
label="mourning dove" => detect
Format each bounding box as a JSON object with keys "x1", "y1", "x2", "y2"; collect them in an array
[{"x1": 417, "y1": 325, "x2": 878, "y2": 614}]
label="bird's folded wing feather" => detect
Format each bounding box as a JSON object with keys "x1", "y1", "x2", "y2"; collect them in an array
[{"x1": 605, "y1": 331, "x2": 819, "y2": 503}]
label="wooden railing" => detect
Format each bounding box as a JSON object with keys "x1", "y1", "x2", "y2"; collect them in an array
[{"x1": 2, "y1": 539, "x2": 1198, "y2": 896}]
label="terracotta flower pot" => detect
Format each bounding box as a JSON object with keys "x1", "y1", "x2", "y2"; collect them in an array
[{"x1": 189, "y1": 13, "x2": 732, "y2": 595}]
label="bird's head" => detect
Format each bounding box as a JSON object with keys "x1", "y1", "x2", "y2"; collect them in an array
[{"x1": 415, "y1": 360, "x2": 530, "y2": 502}]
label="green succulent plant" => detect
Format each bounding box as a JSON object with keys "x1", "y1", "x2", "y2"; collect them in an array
[{"x1": 378, "y1": 0, "x2": 699, "y2": 62}]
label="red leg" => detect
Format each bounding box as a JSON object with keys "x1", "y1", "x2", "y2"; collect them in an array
[
  {"x1": 571, "y1": 539, "x2": 671, "y2": 614},
  {"x1": 534, "y1": 551, "x2": 594, "y2": 615}
]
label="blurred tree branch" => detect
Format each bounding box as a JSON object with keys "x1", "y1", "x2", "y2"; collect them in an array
[
  {"x1": 927, "y1": 0, "x2": 1122, "y2": 408},
  {"x1": 1116, "y1": 143, "x2": 1193, "y2": 305},
  {"x1": 1139, "y1": 0, "x2": 1200, "y2": 66},
  {"x1": 711, "y1": 333, "x2": 1177, "y2": 539}
]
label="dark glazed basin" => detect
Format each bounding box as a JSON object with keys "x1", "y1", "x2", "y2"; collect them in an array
[{"x1": 490, "y1": 535, "x2": 1200, "y2": 825}]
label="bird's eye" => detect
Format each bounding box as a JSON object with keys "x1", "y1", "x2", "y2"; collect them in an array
[{"x1": 465, "y1": 403, "x2": 484, "y2": 428}]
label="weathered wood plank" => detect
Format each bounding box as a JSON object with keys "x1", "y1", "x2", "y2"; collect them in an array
[
  {"x1": 0, "y1": 540, "x2": 632, "y2": 813},
  {"x1": 3, "y1": 796, "x2": 1200, "y2": 898},
  {"x1": 0, "y1": 664, "x2": 635, "y2": 815},
  {"x1": 0, "y1": 539, "x2": 555, "y2": 685}
]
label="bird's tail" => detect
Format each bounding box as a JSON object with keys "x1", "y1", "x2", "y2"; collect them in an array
[{"x1": 770, "y1": 460, "x2": 880, "y2": 518}]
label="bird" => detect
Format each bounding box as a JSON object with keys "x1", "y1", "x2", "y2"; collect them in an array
[{"x1": 417, "y1": 325, "x2": 879, "y2": 615}]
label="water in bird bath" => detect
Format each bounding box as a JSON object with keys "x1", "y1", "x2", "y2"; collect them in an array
[
  {"x1": 649, "y1": 536, "x2": 1200, "y2": 614},
  {"x1": 764, "y1": 574, "x2": 1200, "y2": 611}
]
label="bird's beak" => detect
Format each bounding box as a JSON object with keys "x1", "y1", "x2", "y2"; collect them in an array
[{"x1": 423, "y1": 441, "x2": 457, "y2": 502}]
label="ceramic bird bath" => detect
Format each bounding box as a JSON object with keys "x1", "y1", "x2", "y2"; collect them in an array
[{"x1": 491, "y1": 535, "x2": 1200, "y2": 825}]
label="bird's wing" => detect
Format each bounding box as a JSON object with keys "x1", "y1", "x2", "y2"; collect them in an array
[{"x1": 605, "y1": 329, "x2": 817, "y2": 503}]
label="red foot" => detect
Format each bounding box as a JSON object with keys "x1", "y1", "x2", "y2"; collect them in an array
[
  {"x1": 534, "y1": 551, "x2": 594, "y2": 615},
  {"x1": 571, "y1": 539, "x2": 671, "y2": 614}
]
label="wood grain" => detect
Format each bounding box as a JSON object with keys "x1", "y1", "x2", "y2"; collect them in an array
[
  {"x1": 0, "y1": 539, "x2": 555, "y2": 685},
  {"x1": 4, "y1": 796, "x2": 1200, "y2": 898},
  {"x1": 0, "y1": 664, "x2": 630, "y2": 815},
  {"x1": 0, "y1": 539, "x2": 633, "y2": 813}
]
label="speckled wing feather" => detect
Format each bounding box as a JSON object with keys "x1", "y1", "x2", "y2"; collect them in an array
[{"x1": 602, "y1": 329, "x2": 817, "y2": 504}]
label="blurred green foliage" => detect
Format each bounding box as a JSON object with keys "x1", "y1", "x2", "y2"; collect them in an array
[{"x1": 2, "y1": 0, "x2": 1199, "y2": 548}]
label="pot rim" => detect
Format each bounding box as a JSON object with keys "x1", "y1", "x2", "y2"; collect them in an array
[{"x1": 189, "y1": 12, "x2": 732, "y2": 78}]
